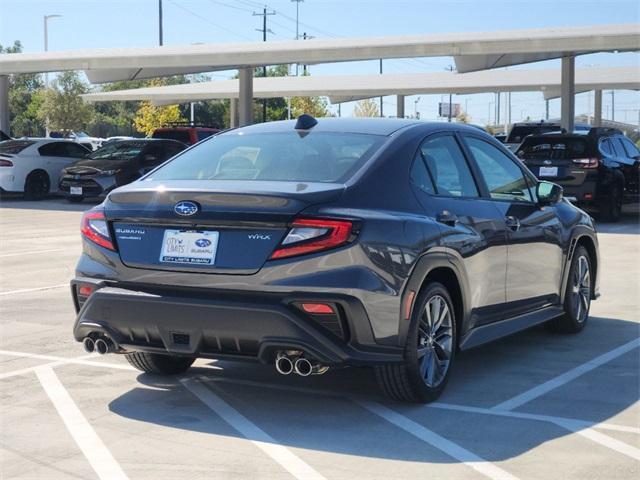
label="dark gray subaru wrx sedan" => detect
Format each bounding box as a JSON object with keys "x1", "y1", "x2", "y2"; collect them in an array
[{"x1": 71, "y1": 116, "x2": 600, "y2": 402}]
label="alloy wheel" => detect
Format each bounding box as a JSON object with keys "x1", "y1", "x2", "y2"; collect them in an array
[
  {"x1": 572, "y1": 255, "x2": 590, "y2": 323},
  {"x1": 417, "y1": 295, "x2": 453, "y2": 387}
]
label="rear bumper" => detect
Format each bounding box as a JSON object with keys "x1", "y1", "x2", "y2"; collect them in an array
[
  {"x1": 71, "y1": 278, "x2": 404, "y2": 366},
  {"x1": 560, "y1": 180, "x2": 598, "y2": 205}
]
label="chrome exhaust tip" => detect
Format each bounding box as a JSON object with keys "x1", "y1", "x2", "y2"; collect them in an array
[
  {"x1": 294, "y1": 357, "x2": 313, "y2": 377},
  {"x1": 94, "y1": 338, "x2": 110, "y2": 355},
  {"x1": 82, "y1": 337, "x2": 95, "y2": 353},
  {"x1": 275, "y1": 353, "x2": 294, "y2": 375}
]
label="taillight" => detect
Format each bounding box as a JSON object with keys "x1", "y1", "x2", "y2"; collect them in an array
[
  {"x1": 81, "y1": 208, "x2": 115, "y2": 251},
  {"x1": 0, "y1": 159, "x2": 13, "y2": 167},
  {"x1": 270, "y1": 217, "x2": 354, "y2": 260},
  {"x1": 572, "y1": 157, "x2": 599, "y2": 169}
]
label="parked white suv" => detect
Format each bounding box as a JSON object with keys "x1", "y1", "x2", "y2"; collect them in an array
[{"x1": 0, "y1": 138, "x2": 90, "y2": 199}]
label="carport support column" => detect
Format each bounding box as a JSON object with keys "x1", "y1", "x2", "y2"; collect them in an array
[
  {"x1": 560, "y1": 55, "x2": 575, "y2": 133},
  {"x1": 229, "y1": 98, "x2": 239, "y2": 128},
  {"x1": 396, "y1": 95, "x2": 405, "y2": 119},
  {"x1": 594, "y1": 89, "x2": 602, "y2": 127},
  {"x1": 238, "y1": 68, "x2": 253, "y2": 126},
  {"x1": 0, "y1": 75, "x2": 9, "y2": 136}
]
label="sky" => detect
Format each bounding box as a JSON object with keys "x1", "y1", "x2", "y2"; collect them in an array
[{"x1": 0, "y1": 0, "x2": 639, "y2": 125}]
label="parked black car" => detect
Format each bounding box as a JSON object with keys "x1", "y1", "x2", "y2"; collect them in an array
[
  {"x1": 71, "y1": 117, "x2": 599, "y2": 402},
  {"x1": 59, "y1": 139, "x2": 187, "y2": 201},
  {"x1": 516, "y1": 128, "x2": 640, "y2": 221}
]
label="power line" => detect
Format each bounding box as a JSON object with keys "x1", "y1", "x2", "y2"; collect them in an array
[
  {"x1": 167, "y1": 0, "x2": 254, "y2": 41},
  {"x1": 253, "y1": 6, "x2": 276, "y2": 122}
]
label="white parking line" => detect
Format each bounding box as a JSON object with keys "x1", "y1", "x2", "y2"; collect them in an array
[
  {"x1": 492, "y1": 338, "x2": 640, "y2": 411},
  {"x1": 182, "y1": 377, "x2": 328, "y2": 480},
  {"x1": 0, "y1": 284, "x2": 68, "y2": 296},
  {"x1": 203, "y1": 376, "x2": 640, "y2": 435},
  {"x1": 0, "y1": 354, "x2": 98, "y2": 380},
  {"x1": 356, "y1": 399, "x2": 519, "y2": 480},
  {"x1": 35, "y1": 366, "x2": 129, "y2": 480},
  {"x1": 0, "y1": 349, "x2": 135, "y2": 372},
  {"x1": 0, "y1": 248, "x2": 66, "y2": 258}
]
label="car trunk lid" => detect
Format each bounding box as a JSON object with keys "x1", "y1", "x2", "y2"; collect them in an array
[
  {"x1": 105, "y1": 180, "x2": 345, "y2": 274},
  {"x1": 517, "y1": 137, "x2": 594, "y2": 185}
]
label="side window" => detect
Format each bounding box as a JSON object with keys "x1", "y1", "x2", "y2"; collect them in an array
[
  {"x1": 464, "y1": 136, "x2": 534, "y2": 203},
  {"x1": 38, "y1": 142, "x2": 65, "y2": 157},
  {"x1": 619, "y1": 137, "x2": 640, "y2": 158},
  {"x1": 410, "y1": 151, "x2": 435, "y2": 195},
  {"x1": 609, "y1": 137, "x2": 624, "y2": 157},
  {"x1": 141, "y1": 145, "x2": 163, "y2": 165},
  {"x1": 419, "y1": 135, "x2": 478, "y2": 197},
  {"x1": 599, "y1": 138, "x2": 613, "y2": 156},
  {"x1": 64, "y1": 143, "x2": 90, "y2": 158}
]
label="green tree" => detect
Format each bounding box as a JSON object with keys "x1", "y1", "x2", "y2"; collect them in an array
[
  {"x1": 38, "y1": 71, "x2": 94, "y2": 132},
  {"x1": 133, "y1": 102, "x2": 185, "y2": 136},
  {"x1": 353, "y1": 98, "x2": 380, "y2": 117},
  {"x1": 0, "y1": 40, "x2": 46, "y2": 136}
]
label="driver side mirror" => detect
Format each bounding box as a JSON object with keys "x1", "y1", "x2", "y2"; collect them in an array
[{"x1": 537, "y1": 181, "x2": 563, "y2": 206}]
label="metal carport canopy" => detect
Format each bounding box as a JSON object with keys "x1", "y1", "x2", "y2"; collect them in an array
[
  {"x1": 0, "y1": 24, "x2": 637, "y2": 80},
  {"x1": 79, "y1": 67, "x2": 640, "y2": 105},
  {"x1": 0, "y1": 23, "x2": 638, "y2": 129}
]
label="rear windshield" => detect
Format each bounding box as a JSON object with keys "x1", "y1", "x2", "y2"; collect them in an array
[
  {"x1": 89, "y1": 141, "x2": 146, "y2": 160},
  {"x1": 0, "y1": 140, "x2": 35, "y2": 154},
  {"x1": 153, "y1": 130, "x2": 191, "y2": 144},
  {"x1": 507, "y1": 125, "x2": 560, "y2": 144},
  {"x1": 516, "y1": 138, "x2": 589, "y2": 160},
  {"x1": 147, "y1": 131, "x2": 385, "y2": 183}
]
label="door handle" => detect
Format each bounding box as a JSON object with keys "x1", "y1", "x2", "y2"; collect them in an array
[
  {"x1": 436, "y1": 210, "x2": 458, "y2": 226},
  {"x1": 505, "y1": 216, "x2": 520, "y2": 231}
]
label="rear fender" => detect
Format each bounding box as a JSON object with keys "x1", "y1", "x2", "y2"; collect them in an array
[{"x1": 397, "y1": 250, "x2": 470, "y2": 348}]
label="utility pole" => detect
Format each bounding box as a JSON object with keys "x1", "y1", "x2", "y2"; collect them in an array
[
  {"x1": 291, "y1": 0, "x2": 303, "y2": 75},
  {"x1": 379, "y1": 59, "x2": 383, "y2": 117},
  {"x1": 611, "y1": 90, "x2": 615, "y2": 121},
  {"x1": 43, "y1": 14, "x2": 61, "y2": 136},
  {"x1": 545, "y1": 99, "x2": 549, "y2": 120},
  {"x1": 302, "y1": 32, "x2": 314, "y2": 75},
  {"x1": 254, "y1": 6, "x2": 275, "y2": 122},
  {"x1": 446, "y1": 65, "x2": 454, "y2": 122},
  {"x1": 158, "y1": 0, "x2": 163, "y2": 46}
]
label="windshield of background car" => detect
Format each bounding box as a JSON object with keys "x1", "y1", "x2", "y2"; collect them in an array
[
  {"x1": 507, "y1": 125, "x2": 560, "y2": 144},
  {"x1": 516, "y1": 137, "x2": 589, "y2": 160},
  {"x1": 89, "y1": 141, "x2": 145, "y2": 161},
  {"x1": 0, "y1": 140, "x2": 35, "y2": 154},
  {"x1": 152, "y1": 130, "x2": 191, "y2": 144},
  {"x1": 146, "y1": 131, "x2": 386, "y2": 183}
]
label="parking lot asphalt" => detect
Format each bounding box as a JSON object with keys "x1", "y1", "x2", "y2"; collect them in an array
[{"x1": 0, "y1": 198, "x2": 638, "y2": 480}]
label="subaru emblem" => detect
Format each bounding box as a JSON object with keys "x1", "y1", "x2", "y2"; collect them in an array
[
  {"x1": 174, "y1": 201, "x2": 199, "y2": 217},
  {"x1": 543, "y1": 160, "x2": 552, "y2": 165}
]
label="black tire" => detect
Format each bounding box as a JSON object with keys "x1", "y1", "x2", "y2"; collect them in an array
[
  {"x1": 24, "y1": 170, "x2": 50, "y2": 200},
  {"x1": 548, "y1": 245, "x2": 592, "y2": 334},
  {"x1": 125, "y1": 352, "x2": 195, "y2": 374},
  {"x1": 375, "y1": 282, "x2": 457, "y2": 403},
  {"x1": 67, "y1": 196, "x2": 84, "y2": 203},
  {"x1": 599, "y1": 182, "x2": 622, "y2": 222}
]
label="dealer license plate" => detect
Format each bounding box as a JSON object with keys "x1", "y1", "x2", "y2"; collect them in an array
[
  {"x1": 159, "y1": 230, "x2": 219, "y2": 265},
  {"x1": 538, "y1": 166, "x2": 558, "y2": 177}
]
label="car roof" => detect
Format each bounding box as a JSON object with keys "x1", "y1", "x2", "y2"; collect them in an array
[{"x1": 230, "y1": 117, "x2": 424, "y2": 136}]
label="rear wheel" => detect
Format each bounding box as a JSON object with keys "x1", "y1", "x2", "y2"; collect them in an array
[
  {"x1": 599, "y1": 183, "x2": 622, "y2": 222},
  {"x1": 125, "y1": 352, "x2": 195, "y2": 374},
  {"x1": 548, "y1": 245, "x2": 592, "y2": 333},
  {"x1": 24, "y1": 170, "x2": 50, "y2": 200},
  {"x1": 375, "y1": 282, "x2": 456, "y2": 402}
]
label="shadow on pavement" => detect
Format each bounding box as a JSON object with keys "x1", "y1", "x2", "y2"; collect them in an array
[{"x1": 108, "y1": 316, "x2": 639, "y2": 463}]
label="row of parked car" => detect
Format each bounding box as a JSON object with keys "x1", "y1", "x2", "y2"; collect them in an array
[
  {"x1": 495, "y1": 121, "x2": 640, "y2": 221},
  {"x1": 0, "y1": 124, "x2": 219, "y2": 201}
]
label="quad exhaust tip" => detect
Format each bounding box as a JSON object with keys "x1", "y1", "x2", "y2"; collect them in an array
[
  {"x1": 275, "y1": 353, "x2": 294, "y2": 375},
  {"x1": 274, "y1": 350, "x2": 328, "y2": 376},
  {"x1": 82, "y1": 337, "x2": 95, "y2": 353},
  {"x1": 83, "y1": 336, "x2": 113, "y2": 355}
]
